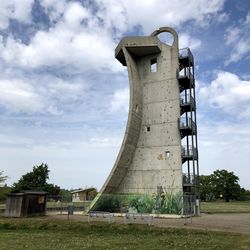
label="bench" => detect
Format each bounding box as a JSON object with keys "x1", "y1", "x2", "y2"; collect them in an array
[
  {"x1": 124, "y1": 213, "x2": 154, "y2": 226},
  {"x1": 88, "y1": 211, "x2": 114, "y2": 224}
]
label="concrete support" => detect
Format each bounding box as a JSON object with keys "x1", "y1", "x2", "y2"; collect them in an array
[{"x1": 90, "y1": 27, "x2": 198, "y2": 215}]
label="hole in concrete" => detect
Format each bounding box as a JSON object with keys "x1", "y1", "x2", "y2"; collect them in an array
[
  {"x1": 165, "y1": 151, "x2": 170, "y2": 158},
  {"x1": 150, "y1": 58, "x2": 157, "y2": 72},
  {"x1": 145, "y1": 126, "x2": 150, "y2": 132},
  {"x1": 135, "y1": 104, "x2": 139, "y2": 113},
  {"x1": 157, "y1": 32, "x2": 174, "y2": 46}
]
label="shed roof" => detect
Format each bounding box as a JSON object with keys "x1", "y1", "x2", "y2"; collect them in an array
[
  {"x1": 71, "y1": 187, "x2": 96, "y2": 194},
  {"x1": 8, "y1": 190, "x2": 48, "y2": 196}
]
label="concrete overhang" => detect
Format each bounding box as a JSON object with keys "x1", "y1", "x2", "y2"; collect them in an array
[{"x1": 115, "y1": 36, "x2": 162, "y2": 66}]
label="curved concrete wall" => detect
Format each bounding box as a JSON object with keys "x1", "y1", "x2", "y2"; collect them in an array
[
  {"x1": 90, "y1": 27, "x2": 182, "y2": 210},
  {"x1": 100, "y1": 47, "x2": 143, "y2": 193}
]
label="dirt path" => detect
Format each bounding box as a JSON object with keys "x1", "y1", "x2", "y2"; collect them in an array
[{"x1": 47, "y1": 212, "x2": 250, "y2": 235}]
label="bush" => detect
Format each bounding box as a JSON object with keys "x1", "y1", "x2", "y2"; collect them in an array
[
  {"x1": 0, "y1": 186, "x2": 12, "y2": 203},
  {"x1": 154, "y1": 191, "x2": 183, "y2": 215},
  {"x1": 128, "y1": 194, "x2": 154, "y2": 213},
  {"x1": 91, "y1": 192, "x2": 183, "y2": 215},
  {"x1": 91, "y1": 194, "x2": 122, "y2": 212}
]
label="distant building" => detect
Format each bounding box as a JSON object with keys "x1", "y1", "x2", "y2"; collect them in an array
[
  {"x1": 5, "y1": 191, "x2": 47, "y2": 217},
  {"x1": 71, "y1": 188, "x2": 97, "y2": 202}
]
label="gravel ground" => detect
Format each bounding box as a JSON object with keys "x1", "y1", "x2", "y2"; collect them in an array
[{"x1": 47, "y1": 212, "x2": 250, "y2": 235}]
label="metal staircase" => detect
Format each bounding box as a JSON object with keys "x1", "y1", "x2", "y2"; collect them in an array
[{"x1": 178, "y1": 48, "x2": 200, "y2": 215}]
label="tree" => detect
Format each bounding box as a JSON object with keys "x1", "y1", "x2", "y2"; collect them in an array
[
  {"x1": 43, "y1": 183, "x2": 60, "y2": 196},
  {"x1": 238, "y1": 188, "x2": 250, "y2": 201},
  {"x1": 0, "y1": 171, "x2": 10, "y2": 202},
  {"x1": 12, "y1": 163, "x2": 60, "y2": 195},
  {"x1": 0, "y1": 171, "x2": 8, "y2": 187},
  {"x1": 211, "y1": 169, "x2": 241, "y2": 202},
  {"x1": 0, "y1": 185, "x2": 12, "y2": 202},
  {"x1": 88, "y1": 188, "x2": 98, "y2": 200},
  {"x1": 59, "y1": 189, "x2": 72, "y2": 202},
  {"x1": 199, "y1": 175, "x2": 215, "y2": 202}
]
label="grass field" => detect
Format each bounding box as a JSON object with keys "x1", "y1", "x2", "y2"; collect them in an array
[
  {"x1": 201, "y1": 201, "x2": 250, "y2": 214},
  {"x1": 0, "y1": 217, "x2": 250, "y2": 250}
]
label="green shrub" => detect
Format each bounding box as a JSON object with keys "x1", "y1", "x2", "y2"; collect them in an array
[
  {"x1": 128, "y1": 194, "x2": 154, "y2": 213},
  {"x1": 91, "y1": 191, "x2": 183, "y2": 215},
  {"x1": 91, "y1": 194, "x2": 122, "y2": 212},
  {"x1": 153, "y1": 191, "x2": 183, "y2": 214},
  {"x1": 0, "y1": 186, "x2": 12, "y2": 203}
]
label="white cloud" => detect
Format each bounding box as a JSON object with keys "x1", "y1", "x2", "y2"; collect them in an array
[
  {"x1": 198, "y1": 119, "x2": 250, "y2": 188},
  {"x1": 110, "y1": 88, "x2": 129, "y2": 113},
  {"x1": 1, "y1": 141, "x2": 121, "y2": 189},
  {"x1": 0, "y1": 78, "x2": 46, "y2": 114},
  {"x1": 216, "y1": 12, "x2": 229, "y2": 23},
  {"x1": 0, "y1": 0, "x2": 226, "y2": 74},
  {"x1": 224, "y1": 27, "x2": 241, "y2": 46},
  {"x1": 224, "y1": 13, "x2": 250, "y2": 65},
  {"x1": 98, "y1": 0, "x2": 225, "y2": 34},
  {"x1": 226, "y1": 39, "x2": 250, "y2": 65},
  {"x1": 47, "y1": 80, "x2": 85, "y2": 102},
  {"x1": 95, "y1": 1, "x2": 128, "y2": 37},
  {"x1": 199, "y1": 71, "x2": 250, "y2": 118},
  {"x1": 0, "y1": 0, "x2": 33, "y2": 29},
  {"x1": 0, "y1": 73, "x2": 86, "y2": 115},
  {"x1": 0, "y1": 1, "x2": 122, "y2": 73},
  {"x1": 0, "y1": 134, "x2": 33, "y2": 147},
  {"x1": 179, "y1": 33, "x2": 201, "y2": 50},
  {"x1": 63, "y1": 2, "x2": 91, "y2": 30},
  {"x1": 40, "y1": 0, "x2": 67, "y2": 23},
  {"x1": 89, "y1": 137, "x2": 122, "y2": 147},
  {"x1": 244, "y1": 12, "x2": 250, "y2": 25}
]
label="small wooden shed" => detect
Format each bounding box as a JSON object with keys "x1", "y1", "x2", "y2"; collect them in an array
[{"x1": 5, "y1": 191, "x2": 47, "y2": 217}]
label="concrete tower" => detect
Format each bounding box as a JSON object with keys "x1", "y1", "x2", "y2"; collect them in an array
[{"x1": 91, "y1": 27, "x2": 199, "y2": 215}]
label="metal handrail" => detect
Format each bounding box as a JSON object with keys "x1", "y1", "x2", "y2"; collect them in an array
[
  {"x1": 178, "y1": 68, "x2": 194, "y2": 80},
  {"x1": 179, "y1": 117, "x2": 196, "y2": 131},
  {"x1": 179, "y1": 48, "x2": 194, "y2": 61},
  {"x1": 182, "y1": 173, "x2": 197, "y2": 185},
  {"x1": 181, "y1": 146, "x2": 198, "y2": 157},
  {"x1": 180, "y1": 95, "x2": 195, "y2": 107}
]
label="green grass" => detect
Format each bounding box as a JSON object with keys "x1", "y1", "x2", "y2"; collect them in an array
[
  {"x1": 0, "y1": 203, "x2": 5, "y2": 209},
  {"x1": 201, "y1": 200, "x2": 250, "y2": 214},
  {"x1": 0, "y1": 217, "x2": 249, "y2": 250}
]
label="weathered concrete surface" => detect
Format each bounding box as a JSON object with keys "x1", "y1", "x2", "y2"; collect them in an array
[{"x1": 91, "y1": 27, "x2": 182, "y2": 207}]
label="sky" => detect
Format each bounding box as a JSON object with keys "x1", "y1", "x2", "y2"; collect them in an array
[{"x1": 0, "y1": 0, "x2": 250, "y2": 190}]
